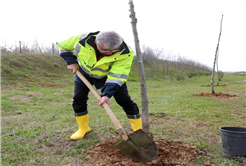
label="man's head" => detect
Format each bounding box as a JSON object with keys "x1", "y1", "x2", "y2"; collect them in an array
[{"x1": 95, "y1": 31, "x2": 123, "y2": 55}]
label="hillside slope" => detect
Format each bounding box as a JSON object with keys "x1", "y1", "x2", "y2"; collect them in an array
[
  {"x1": 1, "y1": 54, "x2": 73, "y2": 89},
  {"x1": 1, "y1": 53, "x2": 210, "y2": 89}
]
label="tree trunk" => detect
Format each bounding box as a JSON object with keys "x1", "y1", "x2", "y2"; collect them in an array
[
  {"x1": 128, "y1": 0, "x2": 151, "y2": 137},
  {"x1": 167, "y1": 61, "x2": 169, "y2": 75},
  {"x1": 211, "y1": 14, "x2": 223, "y2": 93},
  {"x1": 162, "y1": 63, "x2": 165, "y2": 76},
  {"x1": 216, "y1": 49, "x2": 219, "y2": 85}
]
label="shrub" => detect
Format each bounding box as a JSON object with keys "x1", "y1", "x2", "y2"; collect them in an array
[
  {"x1": 187, "y1": 71, "x2": 211, "y2": 78},
  {"x1": 218, "y1": 71, "x2": 224, "y2": 81},
  {"x1": 187, "y1": 72, "x2": 197, "y2": 78},
  {"x1": 176, "y1": 74, "x2": 185, "y2": 81},
  {"x1": 204, "y1": 72, "x2": 211, "y2": 76},
  {"x1": 169, "y1": 70, "x2": 175, "y2": 82},
  {"x1": 198, "y1": 70, "x2": 208, "y2": 76}
]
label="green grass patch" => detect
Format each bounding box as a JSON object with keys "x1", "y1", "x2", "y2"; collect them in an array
[{"x1": 1, "y1": 54, "x2": 246, "y2": 165}]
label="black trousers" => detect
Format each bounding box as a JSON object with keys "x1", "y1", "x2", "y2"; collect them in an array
[{"x1": 72, "y1": 81, "x2": 140, "y2": 117}]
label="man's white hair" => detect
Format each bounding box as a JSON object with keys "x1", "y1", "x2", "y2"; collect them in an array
[{"x1": 95, "y1": 31, "x2": 123, "y2": 49}]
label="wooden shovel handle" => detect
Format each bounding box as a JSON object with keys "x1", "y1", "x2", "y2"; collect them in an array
[{"x1": 76, "y1": 71, "x2": 129, "y2": 141}]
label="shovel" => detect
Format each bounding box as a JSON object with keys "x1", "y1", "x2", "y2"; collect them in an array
[{"x1": 76, "y1": 70, "x2": 159, "y2": 162}]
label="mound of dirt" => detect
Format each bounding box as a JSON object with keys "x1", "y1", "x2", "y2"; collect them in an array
[
  {"x1": 83, "y1": 137, "x2": 208, "y2": 166},
  {"x1": 193, "y1": 92, "x2": 236, "y2": 98},
  {"x1": 201, "y1": 85, "x2": 227, "y2": 87}
]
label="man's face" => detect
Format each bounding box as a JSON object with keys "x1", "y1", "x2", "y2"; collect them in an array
[{"x1": 96, "y1": 43, "x2": 119, "y2": 56}]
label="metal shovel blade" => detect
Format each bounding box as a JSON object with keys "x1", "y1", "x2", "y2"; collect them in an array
[{"x1": 114, "y1": 129, "x2": 159, "y2": 162}]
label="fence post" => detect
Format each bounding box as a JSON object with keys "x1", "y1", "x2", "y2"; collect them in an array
[{"x1": 19, "y1": 41, "x2": 22, "y2": 54}]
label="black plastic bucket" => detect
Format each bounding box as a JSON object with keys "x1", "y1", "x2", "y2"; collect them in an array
[{"x1": 219, "y1": 127, "x2": 246, "y2": 156}]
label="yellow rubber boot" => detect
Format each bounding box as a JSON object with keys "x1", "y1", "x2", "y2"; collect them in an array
[
  {"x1": 70, "y1": 114, "x2": 91, "y2": 140},
  {"x1": 128, "y1": 118, "x2": 142, "y2": 131}
]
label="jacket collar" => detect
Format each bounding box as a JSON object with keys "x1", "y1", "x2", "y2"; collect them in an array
[
  {"x1": 118, "y1": 42, "x2": 130, "y2": 55},
  {"x1": 79, "y1": 31, "x2": 100, "y2": 47}
]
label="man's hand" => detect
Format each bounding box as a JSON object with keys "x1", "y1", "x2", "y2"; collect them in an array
[
  {"x1": 97, "y1": 96, "x2": 110, "y2": 108},
  {"x1": 67, "y1": 64, "x2": 79, "y2": 74}
]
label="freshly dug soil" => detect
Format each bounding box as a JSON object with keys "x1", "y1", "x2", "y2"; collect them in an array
[
  {"x1": 84, "y1": 137, "x2": 208, "y2": 166},
  {"x1": 201, "y1": 85, "x2": 227, "y2": 87},
  {"x1": 193, "y1": 92, "x2": 236, "y2": 98}
]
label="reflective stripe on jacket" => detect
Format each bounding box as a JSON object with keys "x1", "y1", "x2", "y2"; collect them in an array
[{"x1": 56, "y1": 31, "x2": 134, "y2": 97}]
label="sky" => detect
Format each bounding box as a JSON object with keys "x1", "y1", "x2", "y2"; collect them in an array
[{"x1": 1, "y1": 0, "x2": 246, "y2": 71}]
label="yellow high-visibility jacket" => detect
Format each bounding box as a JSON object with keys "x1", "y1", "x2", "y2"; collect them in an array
[{"x1": 56, "y1": 31, "x2": 134, "y2": 98}]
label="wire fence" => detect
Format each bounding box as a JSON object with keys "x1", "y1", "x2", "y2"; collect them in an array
[
  {"x1": 1, "y1": 40, "x2": 212, "y2": 74},
  {"x1": 1, "y1": 40, "x2": 59, "y2": 54}
]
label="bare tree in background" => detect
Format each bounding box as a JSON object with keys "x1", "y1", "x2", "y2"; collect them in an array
[
  {"x1": 216, "y1": 49, "x2": 220, "y2": 85},
  {"x1": 128, "y1": 0, "x2": 152, "y2": 137},
  {"x1": 31, "y1": 38, "x2": 43, "y2": 53},
  {"x1": 165, "y1": 51, "x2": 172, "y2": 75},
  {"x1": 211, "y1": 14, "x2": 223, "y2": 93},
  {"x1": 154, "y1": 48, "x2": 163, "y2": 76},
  {"x1": 141, "y1": 46, "x2": 157, "y2": 77},
  {"x1": 159, "y1": 50, "x2": 166, "y2": 76}
]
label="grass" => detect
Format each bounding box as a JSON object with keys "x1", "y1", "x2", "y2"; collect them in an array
[{"x1": 1, "y1": 54, "x2": 246, "y2": 165}]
